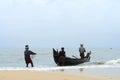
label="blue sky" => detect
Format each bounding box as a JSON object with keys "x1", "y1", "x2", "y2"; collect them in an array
[{"x1": 0, "y1": 0, "x2": 120, "y2": 48}]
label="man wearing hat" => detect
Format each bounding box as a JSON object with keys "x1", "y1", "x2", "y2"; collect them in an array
[{"x1": 24, "y1": 45, "x2": 36, "y2": 67}]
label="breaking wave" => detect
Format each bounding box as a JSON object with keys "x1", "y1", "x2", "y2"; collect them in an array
[
  {"x1": 89, "y1": 58, "x2": 120, "y2": 65},
  {"x1": 0, "y1": 58, "x2": 119, "y2": 71}
]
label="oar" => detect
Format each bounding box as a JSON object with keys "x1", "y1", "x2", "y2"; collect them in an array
[{"x1": 72, "y1": 55, "x2": 79, "y2": 59}]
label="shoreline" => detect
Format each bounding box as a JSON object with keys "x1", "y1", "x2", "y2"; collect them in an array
[
  {"x1": 0, "y1": 65, "x2": 119, "y2": 76},
  {"x1": 0, "y1": 70, "x2": 119, "y2": 80},
  {"x1": 62, "y1": 67, "x2": 120, "y2": 76}
]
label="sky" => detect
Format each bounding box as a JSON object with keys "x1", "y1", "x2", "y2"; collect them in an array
[{"x1": 0, "y1": 0, "x2": 120, "y2": 48}]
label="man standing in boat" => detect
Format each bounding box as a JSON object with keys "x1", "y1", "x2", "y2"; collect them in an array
[
  {"x1": 58, "y1": 47, "x2": 66, "y2": 66},
  {"x1": 79, "y1": 44, "x2": 86, "y2": 59},
  {"x1": 24, "y1": 45, "x2": 36, "y2": 67}
]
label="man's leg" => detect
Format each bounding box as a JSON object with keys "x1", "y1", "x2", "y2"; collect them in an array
[
  {"x1": 26, "y1": 63, "x2": 28, "y2": 67},
  {"x1": 80, "y1": 53, "x2": 84, "y2": 59},
  {"x1": 31, "y1": 61, "x2": 34, "y2": 67}
]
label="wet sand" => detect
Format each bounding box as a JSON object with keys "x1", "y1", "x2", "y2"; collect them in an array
[{"x1": 0, "y1": 70, "x2": 119, "y2": 80}]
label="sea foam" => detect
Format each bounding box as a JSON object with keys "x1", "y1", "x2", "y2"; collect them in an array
[{"x1": 0, "y1": 64, "x2": 119, "y2": 71}]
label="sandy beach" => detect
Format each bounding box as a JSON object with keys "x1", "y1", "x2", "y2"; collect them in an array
[{"x1": 0, "y1": 70, "x2": 119, "y2": 80}]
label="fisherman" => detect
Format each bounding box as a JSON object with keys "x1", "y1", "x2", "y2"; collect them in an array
[
  {"x1": 24, "y1": 45, "x2": 36, "y2": 67},
  {"x1": 58, "y1": 47, "x2": 66, "y2": 66},
  {"x1": 79, "y1": 44, "x2": 86, "y2": 59}
]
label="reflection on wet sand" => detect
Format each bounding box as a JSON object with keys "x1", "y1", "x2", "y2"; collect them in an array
[
  {"x1": 60, "y1": 69, "x2": 64, "y2": 72},
  {"x1": 79, "y1": 68, "x2": 84, "y2": 72},
  {"x1": 53, "y1": 67, "x2": 84, "y2": 73}
]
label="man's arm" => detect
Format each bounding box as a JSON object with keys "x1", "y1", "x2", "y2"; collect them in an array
[
  {"x1": 84, "y1": 48, "x2": 86, "y2": 52},
  {"x1": 30, "y1": 51, "x2": 37, "y2": 55}
]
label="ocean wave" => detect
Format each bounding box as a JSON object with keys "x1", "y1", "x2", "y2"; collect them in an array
[
  {"x1": 0, "y1": 59, "x2": 120, "y2": 71},
  {"x1": 106, "y1": 58, "x2": 120, "y2": 64},
  {"x1": 0, "y1": 65, "x2": 120, "y2": 71},
  {"x1": 89, "y1": 58, "x2": 120, "y2": 65},
  {"x1": 89, "y1": 62, "x2": 105, "y2": 65}
]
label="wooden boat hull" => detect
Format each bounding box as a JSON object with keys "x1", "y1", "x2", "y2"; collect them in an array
[{"x1": 53, "y1": 48, "x2": 91, "y2": 66}]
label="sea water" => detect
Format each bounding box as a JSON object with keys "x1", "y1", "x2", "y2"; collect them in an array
[{"x1": 0, "y1": 48, "x2": 120, "y2": 74}]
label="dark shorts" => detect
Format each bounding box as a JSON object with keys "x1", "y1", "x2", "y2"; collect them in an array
[
  {"x1": 58, "y1": 56, "x2": 65, "y2": 65},
  {"x1": 25, "y1": 56, "x2": 32, "y2": 64},
  {"x1": 80, "y1": 53, "x2": 85, "y2": 59}
]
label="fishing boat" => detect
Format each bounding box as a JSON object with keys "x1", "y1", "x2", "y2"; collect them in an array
[{"x1": 53, "y1": 48, "x2": 91, "y2": 66}]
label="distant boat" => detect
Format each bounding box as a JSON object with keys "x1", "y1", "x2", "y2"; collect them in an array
[
  {"x1": 53, "y1": 48, "x2": 91, "y2": 66},
  {"x1": 110, "y1": 48, "x2": 112, "y2": 49}
]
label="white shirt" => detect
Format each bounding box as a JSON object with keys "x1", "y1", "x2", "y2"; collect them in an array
[{"x1": 79, "y1": 47, "x2": 86, "y2": 53}]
